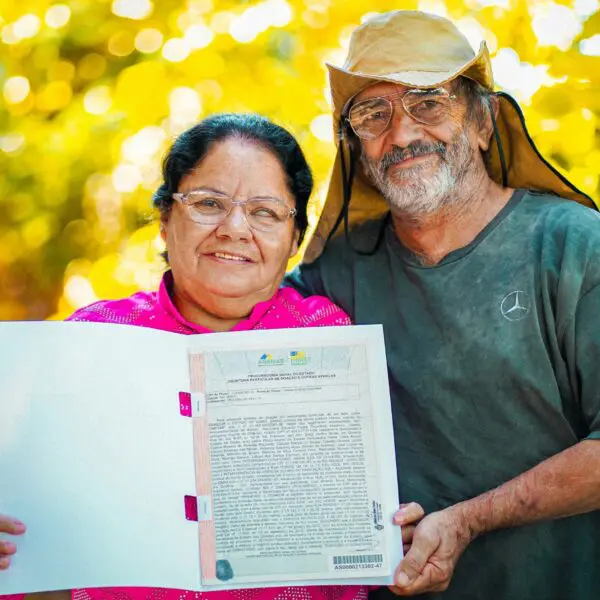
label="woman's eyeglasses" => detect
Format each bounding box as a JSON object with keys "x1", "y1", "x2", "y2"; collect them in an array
[
  {"x1": 347, "y1": 88, "x2": 457, "y2": 141},
  {"x1": 172, "y1": 190, "x2": 296, "y2": 232}
]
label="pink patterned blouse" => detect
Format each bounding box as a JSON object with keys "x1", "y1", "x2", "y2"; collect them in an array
[
  {"x1": 3, "y1": 272, "x2": 369, "y2": 600},
  {"x1": 67, "y1": 271, "x2": 351, "y2": 334}
]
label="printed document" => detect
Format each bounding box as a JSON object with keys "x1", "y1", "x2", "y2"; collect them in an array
[{"x1": 0, "y1": 322, "x2": 401, "y2": 593}]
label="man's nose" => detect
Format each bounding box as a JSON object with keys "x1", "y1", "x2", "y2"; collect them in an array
[
  {"x1": 215, "y1": 205, "x2": 252, "y2": 240},
  {"x1": 385, "y1": 104, "x2": 424, "y2": 149}
]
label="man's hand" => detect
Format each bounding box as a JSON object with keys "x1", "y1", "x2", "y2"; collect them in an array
[
  {"x1": 389, "y1": 505, "x2": 474, "y2": 596},
  {"x1": 0, "y1": 513, "x2": 26, "y2": 570},
  {"x1": 393, "y1": 502, "x2": 425, "y2": 554}
]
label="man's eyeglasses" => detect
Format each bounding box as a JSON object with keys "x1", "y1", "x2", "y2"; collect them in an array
[
  {"x1": 172, "y1": 190, "x2": 297, "y2": 232},
  {"x1": 347, "y1": 88, "x2": 457, "y2": 141}
]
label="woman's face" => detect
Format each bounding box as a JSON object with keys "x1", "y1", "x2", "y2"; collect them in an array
[{"x1": 161, "y1": 138, "x2": 300, "y2": 322}]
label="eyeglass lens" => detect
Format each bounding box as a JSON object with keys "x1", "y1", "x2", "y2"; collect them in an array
[
  {"x1": 349, "y1": 91, "x2": 453, "y2": 140},
  {"x1": 185, "y1": 194, "x2": 292, "y2": 231}
]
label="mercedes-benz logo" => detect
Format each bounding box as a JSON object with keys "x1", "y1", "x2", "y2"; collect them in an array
[{"x1": 500, "y1": 290, "x2": 531, "y2": 321}]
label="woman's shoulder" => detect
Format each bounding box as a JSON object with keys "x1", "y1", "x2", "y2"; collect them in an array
[
  {"x1": 273, "y1": 287, "x2": 352, "y2": 327},
  {"x1": 67, "y1": 290, "x2": 159, "y2": 325}
]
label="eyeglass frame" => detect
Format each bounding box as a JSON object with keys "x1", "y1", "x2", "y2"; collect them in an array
[
  {"x1": 171, "y1": 189, "x2": 297, "y2": 231},
  {"x1": 344, "y1": 86, "x2": 458, "y2": 141}
]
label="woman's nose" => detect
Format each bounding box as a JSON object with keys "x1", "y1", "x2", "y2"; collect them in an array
[{"x1": 215, "y1": 205, "x2": 252, "y2": 240}]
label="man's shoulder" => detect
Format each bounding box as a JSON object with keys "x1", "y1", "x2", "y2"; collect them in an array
[
  {"x1": 521, "y1": 190, "x2": 600, "y2": 228},
  {"x1": 510, "y1": 190, "x2": 600, "y2": 248},
  {"x1": 67, "y1": 290, "x2": 159, "y2": 324}
]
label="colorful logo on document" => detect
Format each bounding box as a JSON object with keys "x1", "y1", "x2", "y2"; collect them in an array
[
  {"x1": 290, "y1": 350, "x2": 308, "y2": 366},
  {"x1": 258, "y1": 352, "x2": 284, "y2": 366}
]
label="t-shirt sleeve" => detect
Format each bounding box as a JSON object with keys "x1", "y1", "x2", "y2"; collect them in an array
[
  {"x1": 285, "y1": 238, "x2": 356, "y2": 318},
  {"x1": 562, "y1": 284, "x2": 600, "y2": 439},
  {"x1": 550, "y1": 203, "x2": 600, "y2": 440},
  {"x1": 285, "y1": 262, "x2": 328, "y2": 298}
]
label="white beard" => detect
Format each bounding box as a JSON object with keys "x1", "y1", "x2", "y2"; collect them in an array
[{"x1": 361, "y1": 129, "x2": 474, "y2": 217}]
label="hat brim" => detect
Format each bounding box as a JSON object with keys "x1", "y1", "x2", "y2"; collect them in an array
[
  {"x1": 327, "y1": 41, "x2": 494, "y2": 124},
  {"x1": 303, "y1": 92, "x2": 597, "y2": 264}
]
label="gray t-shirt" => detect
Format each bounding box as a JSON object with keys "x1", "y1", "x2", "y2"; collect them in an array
[{"x1": 287, "y1": 190, "x2": 600, "y2": 600}]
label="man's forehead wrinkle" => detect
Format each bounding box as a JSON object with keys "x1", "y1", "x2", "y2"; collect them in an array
[
  {"x1": 354, "y1": 82, "x2": 409, "y2": 103},
  {"x1": 353, "y1": 82, "x2": 453, "y2": 105}
]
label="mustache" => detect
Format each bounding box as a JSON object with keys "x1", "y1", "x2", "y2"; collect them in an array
[{"x1": 379, "y1": 142, "x2": 446, "y2": 172}]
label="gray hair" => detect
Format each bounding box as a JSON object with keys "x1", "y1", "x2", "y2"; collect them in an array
[{"x1": 454, "y1": 76, "x2": 494, "y2": 127}]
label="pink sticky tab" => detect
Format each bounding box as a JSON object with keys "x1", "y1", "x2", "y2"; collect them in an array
[
  {"x1": 184, "y1": 495, "x2": 198, "y2": 521},
  {"x1": 179, "y1": 392, "x2": 192, "y2": 417}
]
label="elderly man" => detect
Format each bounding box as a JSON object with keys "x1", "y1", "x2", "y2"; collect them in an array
[{"x1": 288, "y1": 10, "x2": 600, "y2": 600}]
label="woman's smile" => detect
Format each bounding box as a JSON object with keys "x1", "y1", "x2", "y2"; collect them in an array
[{"x1": 204, "y1": 250, "x2": 256, "y2": 264}]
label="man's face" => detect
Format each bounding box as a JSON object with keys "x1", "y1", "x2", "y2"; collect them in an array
[{"x1": 353, "y1": 80, "x2": 488, "y2": 216}]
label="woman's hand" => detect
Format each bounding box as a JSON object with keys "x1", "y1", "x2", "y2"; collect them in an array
[
  {"x1": 393, "y1": 502, "x2": 425, "y2": 554},
  {"x1": 0, "y1": 514, "x2": 26, "y2": 570}
]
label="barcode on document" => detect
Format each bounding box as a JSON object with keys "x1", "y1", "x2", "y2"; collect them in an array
[{"x1": 332, "y1": 554, "x2": 383, "y2": 565}]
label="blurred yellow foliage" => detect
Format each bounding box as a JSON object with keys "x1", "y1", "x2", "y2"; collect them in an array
[{"x1": 0, "y1": 0, "x2": 598, "y2": 320}]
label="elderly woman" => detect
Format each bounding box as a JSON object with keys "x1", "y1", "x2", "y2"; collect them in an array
[{"x1": 0, "y1": 113, "x2": 422, "y2": 600}]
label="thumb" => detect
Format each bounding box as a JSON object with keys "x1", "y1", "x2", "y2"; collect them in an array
[{"x1": 394, "y1": 529, "x2": 437, "y2": 588}]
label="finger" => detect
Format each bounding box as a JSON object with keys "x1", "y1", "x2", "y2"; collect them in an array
[
  {"x1": 393, "y1": 502, "x2": 425, "y2": 526},
  {"x1": 401, "y1": 525, "x2": 416, "y2": 544},
  {"x1": 395, "y1": 563, "x2": 450, "y2": 596},
  {"x1": 0, "y1": 556, "x2": 11, "y2": 570},
  {"x1": 0, "y1": 540, "x2": 17, "y2": 556},
  {"x1": 387, "y1": 585, "x2": 408, "y2": 597},
  {"x1": 394, "y1": 532, "x2": 438, "y2": 588},
  {"x1": 0, "y1": 515, "x2": 26, "y2": 535}
]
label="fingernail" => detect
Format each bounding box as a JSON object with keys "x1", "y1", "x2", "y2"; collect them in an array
[
  {"x1": 13, "y1": 520, "x2": 26, "y2": 531},
  {"x1": 2, "y1": 541, "x2": 16, "y2": 552},
  {"x1": 396, "y1": 572, "x2": 411, "y2": 587},
  {"x1": 393, "y1": 513, "x2": 405, "y2": 525}
]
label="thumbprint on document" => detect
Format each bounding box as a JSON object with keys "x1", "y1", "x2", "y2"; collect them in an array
[{"x1": 216, "y1": 559, "x2": 234, "y2": 581}]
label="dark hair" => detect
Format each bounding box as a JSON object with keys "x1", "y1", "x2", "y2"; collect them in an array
[{"x1": 153, "y1": 113, "x2": 312, "y2": 245}]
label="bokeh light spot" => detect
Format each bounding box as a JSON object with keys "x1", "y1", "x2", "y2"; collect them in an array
[
  {"x1": 112, "y1": 164, "x2": 143, "y2": 192},
  {"x1": 84, "y1": 86, "x2": 113, "y2": 115},
  {"x1": 13, "y1": 14, "x2": 42, "y2": 40},
  {"x1": 491, "y1": 48, "x2": 550, "y2": 103},
  {"x1": 580, "y1": 34, "x2": 600, "y2": 56},
  {"x1": 162, "y1": 37, "x2": 190, "y2": 62},
  {"x1": 531, "y1": 2, "x2": 582, "y2": 51},
  {"x1": 121, "y1": 126, "x2": 166, "y2": 165},
  {"x1": 310, "y1": 114, "x2": 333, "y2": 142},
  {"x1": 135, "y1": 28, "x2": 164, "y2": 53},
  {"x1": 112, "y1": 0, "x2": 154, "y2": 20},
  {"x1": 169, "y1": 87, "x2": 202, "y2": 128},
  {"x1": 0, "y1": 133, "x2": 26, "y2": 154},
  {"x1": 210, "y1": 11, "x2": 235, "y2": 34},
  {"x1": 4, "y1": 76, "x2": 30, "y2": 104},
  {"x1": 65, "y1": 275, "x2": 99, "y2": 308},
  {"x1": 184, "y1": 23, "x2": 214, "y2": 49},
  {"x1": 45, "y1": 4, "x2": 71, "y2": 29}
]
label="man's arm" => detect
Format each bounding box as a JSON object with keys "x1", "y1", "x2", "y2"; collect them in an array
[{"x1": 392, "y1": 439, "x2": 600, "y2": 595}]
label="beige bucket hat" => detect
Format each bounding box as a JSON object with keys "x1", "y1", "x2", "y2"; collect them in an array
[{"x1": 304, "y1": 10, "x2": 596, "y2": 263}]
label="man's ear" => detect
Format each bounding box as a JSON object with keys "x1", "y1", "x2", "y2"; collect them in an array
[{"x1": 478, "y1": 95, "x2": 499, "y2": 152}]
